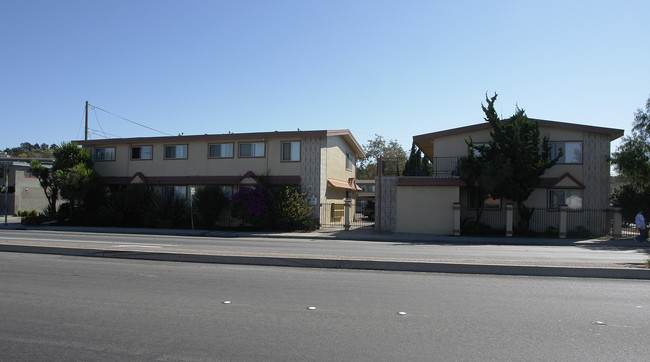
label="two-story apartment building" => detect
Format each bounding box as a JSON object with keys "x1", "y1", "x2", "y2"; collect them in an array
[
  {"x1": 75, "y1": 129, "x2": 365, "y2": 225},
  {"x1": 377, "y1": 119, "x2": 623, "y2": 235}
]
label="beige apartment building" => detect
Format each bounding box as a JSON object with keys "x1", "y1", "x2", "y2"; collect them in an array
[
  {"x1": 75, "y1": 129, "x2": 365, "y2": 225},
  {"x1": 376, "y1": 119, "x2": 624, "y2": 235}
]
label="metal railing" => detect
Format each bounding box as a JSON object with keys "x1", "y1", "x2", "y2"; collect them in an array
[
  {"x1": 461, "y1": 207, "x2": 622, "y2": 238},
  {"x1": 432, "y1": 157, "x2": 459, "y2": 177},
  {"x1": 313, "y1": 202, "x2": 375, "y2": 230}
]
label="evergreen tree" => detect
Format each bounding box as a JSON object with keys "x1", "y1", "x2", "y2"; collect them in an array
[
  {"x1": 402, "y1": 142, "x2": 431, "y2": 176},
  {"x1": 465, "y1": 93, "x2": 561, "y2": 232}
]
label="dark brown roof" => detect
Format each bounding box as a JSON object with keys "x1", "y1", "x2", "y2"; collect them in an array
[
  {"x1": 538, "y1": 173, "x2": 585, "y2": 189},
  {"x1": 397, "y1": 177, "x2": 466, "y2": 187},
  {"x1": 99, "y1": 175, "x2": 301, "y2": 186}
]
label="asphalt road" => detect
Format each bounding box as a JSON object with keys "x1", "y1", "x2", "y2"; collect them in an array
[
  {"x1": 1, "y1": 253, "x2": 649, "y2": 361},
  {"x1": 1, "y1": 229, "x2": 648, "y2": 266}
]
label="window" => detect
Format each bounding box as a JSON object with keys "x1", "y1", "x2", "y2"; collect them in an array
[
  {"x1": 209, "y1": 143, "x2": 234, "y2": 158},
  {"x1": 346, "y1": 152, "x2": 354, "y2": 171},
  {"x1": 549, "y1": 142, "x2": 582, "y2": 164},
  {"x1": 239, "y1": 142, "x2": 265, "y2": 157},
  {"x1": 281, "y1": 141, "x2": 300, "y2": 162},
  {"x1": 131, "y1": 146, "x2": 153, "y2": 160},
  {"x1": 549, "y1": 189, "x2": 583, "y2": 210},
  {"x1": 219, "y1": 185, "x2": 233, "y2": 200},
  {"x1": 94, "y1": 147, "x2": 115, "y2": 161},
  {"x1": 469, "y1": 192, "x2": 501, "y2": 209},
  {"x1": 163, "y1": 186, "x2": 187, "y2": 199},
  {"x1": 164, "y1": 145, "x2": 188, "y2": 159},
  {"x1": 360, "y1": 184, "x2": 375, "y2": 192}
]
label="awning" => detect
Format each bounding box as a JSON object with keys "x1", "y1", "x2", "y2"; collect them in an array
[{"x1": 327, "y1": 178, "x2": 362, "y2": 191}]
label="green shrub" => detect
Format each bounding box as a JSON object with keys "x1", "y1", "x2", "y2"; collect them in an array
[
  {"x1": 193, "y1": 187, "x2": 229, "y2": 229},
  {"x1": 30, "y1": 210, "x2": 38, "y2": 217},
  {"x1": 101, "y1": 186, "x2": 156, "y2": 227},
  {"x1": 144, "y1": 192, "x2": 189, "y2": 229},
  {"x1": 269, "y1": 186, "x2": 313, "y2": 231}
]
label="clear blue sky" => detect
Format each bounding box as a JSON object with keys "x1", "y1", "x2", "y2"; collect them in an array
[{"x1": 2, "y1": 0, "x2": 649, "y2": 154}]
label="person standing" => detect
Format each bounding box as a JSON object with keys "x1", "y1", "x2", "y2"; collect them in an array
[{"x1": 634, "y1": 210, "x2": 647, "y2": 242}]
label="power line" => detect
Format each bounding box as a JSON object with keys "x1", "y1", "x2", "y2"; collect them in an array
[
  {"x1": 89, "y1": 104, "x2": 174, "y2": 137},
  {"x1": 92, "y1": 107, "x2": 108, "y2": 138}
]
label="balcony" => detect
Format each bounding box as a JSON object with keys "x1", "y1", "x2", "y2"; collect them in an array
[{"x1": 431, "y1": 157, "x2": 459, "y2": 177}]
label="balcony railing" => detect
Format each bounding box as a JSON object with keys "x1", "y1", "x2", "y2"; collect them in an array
[{"x1": 432, "y1": 157, "x2": 459, "y2": 177}]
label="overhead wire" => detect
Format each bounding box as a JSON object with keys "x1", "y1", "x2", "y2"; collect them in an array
[
  {"x1": 92, "y1": 107, "x2": 108, "y2": 138},
  {"x1": 89, "y1": 104, "x2": 174, "y2": 137}
]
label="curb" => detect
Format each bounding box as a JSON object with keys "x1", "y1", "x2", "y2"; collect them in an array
[{"x1": 2, "y1": 244, "x2": 648, "y2": 280}]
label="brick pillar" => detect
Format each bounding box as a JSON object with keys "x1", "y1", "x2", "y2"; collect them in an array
[
  {"x1": 611, "y1": 207, "x2": 622, "y2": 240},
  {"x1": 505, "y1": 203, "x2": 513, "y2": 237},
  {"x1": 453, "y1": 202, "x2": 461, "y2": 236},
  {"x1": 559, "y1": 204, "x2": 568, "y2": 239}
]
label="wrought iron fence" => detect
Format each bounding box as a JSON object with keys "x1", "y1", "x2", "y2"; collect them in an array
[
  {"x1": 461, "y1": 207, "x2": 624, "y2": 238},
  {"x1": 313, "y1": 202, "x2": 375, "y2": 230}
]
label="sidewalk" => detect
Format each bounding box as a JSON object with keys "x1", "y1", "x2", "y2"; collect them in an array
[{"x1": 2, "y1": 216, "x2": 649, "y2": 279}]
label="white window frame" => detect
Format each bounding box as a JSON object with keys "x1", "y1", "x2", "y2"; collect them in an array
[
  {"x1": 281, "y1": 141, "x2": 300, "y2": 162},
  {"x1": 164, "y1": 144, "x2": 188, "y2": 159},
  {"x1": 549, "y1": 189, "x2": 583, "y2": 210},
  {"x1": 94, "y1": 147, "x2": 116, "y2": 161},
  {"x1": 549, "y1": 142, "x2": 582, "y2": 164},
  {"x1": 208, "y1": 143, "x2": 234, "y2": 159},
  {"x1": 238, "y1": 142, "x2": 265, "y2": 158},
  {"x1": 131, "y1": 145, "x2": 153, "y2": 160}
]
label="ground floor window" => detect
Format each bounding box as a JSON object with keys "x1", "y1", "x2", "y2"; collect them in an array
[
  {"x1": 468, "y1": 191, "x2": 501, "y2": 209},
  {"x1": 163, "y1": 186, "x2": 187, "y2": 199},
  {"x1": 219, "y1": 185, "x2": 233, "y2": 199},
  {"x1": 549, "y1": 189, "x2": 583, "y2": 210}
]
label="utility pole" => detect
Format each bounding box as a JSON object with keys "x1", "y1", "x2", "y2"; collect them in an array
[{"x1": 85, "y1": 101, "x2": 89, "y2": 140}]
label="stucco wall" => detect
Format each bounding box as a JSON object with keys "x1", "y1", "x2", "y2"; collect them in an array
[
  {"x1": 396, "y1": 186, "x2": 459, "y2": 235},
  {"x1": 15, "y1": 170, "x2": 49, "y2": 213},
  {"x1": 325, "y1": 135, "x2": 356, "y2": 182}
]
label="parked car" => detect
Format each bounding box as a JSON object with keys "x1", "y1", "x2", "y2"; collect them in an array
[{"x1": 362, "y1": 200, "x2": 375, "y2": 220}]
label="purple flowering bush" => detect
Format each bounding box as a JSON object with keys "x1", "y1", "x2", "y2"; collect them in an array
[
  {"x1": 231, "y1": 185, "x2": 272, "y2": 227},
  {"x1": 231, "y1": 184, "x2": 313, "y2": 230}
]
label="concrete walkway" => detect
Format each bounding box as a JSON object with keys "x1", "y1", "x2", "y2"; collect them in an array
[{"x1": 2, "y1": 216, "x2": 649, "y2": 279}]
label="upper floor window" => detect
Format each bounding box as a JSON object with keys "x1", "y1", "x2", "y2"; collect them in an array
[
  {"x1": 164, "y1": 144, "x2": 188, "y2": 159},
  {"x1": 346, "y1": 152, "x2": 354, "y2": 171},
  {"x1": 281, "y1": 141, "x2": 300, "y2": 162},
  {"x1": 131, "y1": 145, "x2": 153, "y2": 160},
  {"x1": 549, "y1": 142, "x2": 582, "y2": 164},
  {"x1": 549, "y1": 189, "x2": 583, "y2": 210},
  {"x1": 94, "y1": 147, "x2": 115, "y2": 161},
  {"x1": 239, "y1": 142, "x2": 265, "y2": 158},
  {"x1": 209, "y1": 143, "x2": 234, "y2": 158}
]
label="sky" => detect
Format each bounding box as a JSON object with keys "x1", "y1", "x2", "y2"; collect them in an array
[{"x1": 2, "y1": 0, "x2": 649, "y2": 154}]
